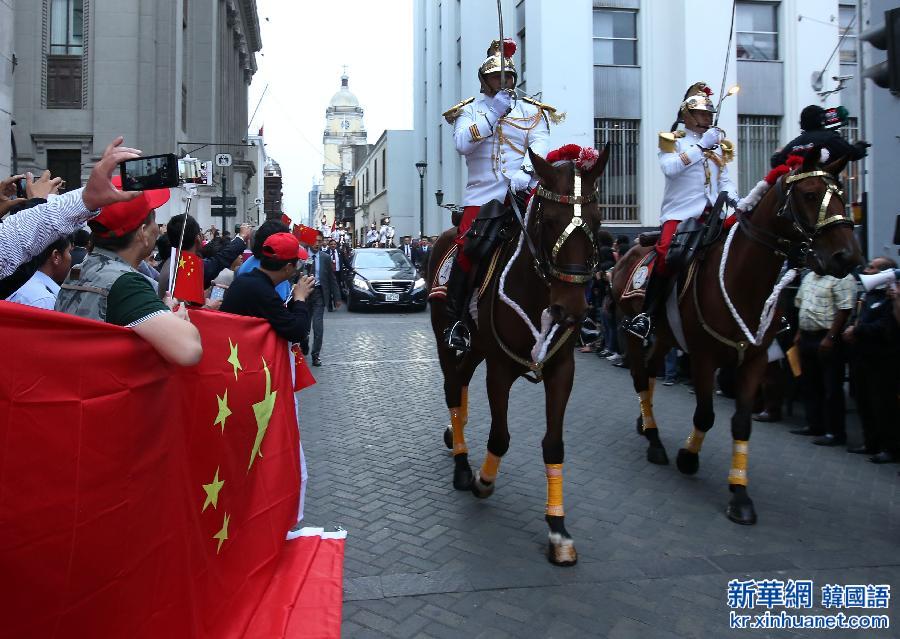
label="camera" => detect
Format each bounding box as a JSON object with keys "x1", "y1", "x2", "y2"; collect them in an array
[{"x1": 118, "y1": 154, "x2": 207, "y2": 191}]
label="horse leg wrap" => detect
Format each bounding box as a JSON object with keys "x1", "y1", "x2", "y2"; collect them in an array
[
  {"x1": 450, "y1": 407, "x2": 467, "y2": 455},
  {"x1": 685, "y1": 428, "x2": 706, "y2": 454},
  {"x1": 480, "y1": 451, "x2": 501, "y2": 483},
  {"x1": 545, "y1": 464, "x2": 565, "y2": 517},
  {"x1": 459, "y1": 386, "x2": 469, "y2": 426},
  {"x1": 728, "y1": 440, "x2": 749, "y2": 486},
  {"x1": 638, "y1": 388, "x2": 657, "y2": 430}
]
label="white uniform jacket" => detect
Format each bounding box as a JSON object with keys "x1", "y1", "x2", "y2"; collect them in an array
[
  {"x1": 659, "y1": 129, "x2": 738, "y2": 223},
  {"x1": 365, "y1": 229, "x2": 379, "y2": 245},
  {"x1": 453, "y1": 95, "x2": 551, "y2": 207}
]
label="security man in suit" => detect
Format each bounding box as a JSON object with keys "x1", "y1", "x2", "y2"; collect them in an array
[{"x1": 307, "y1": 231, "x2": 341, "y2": 366}]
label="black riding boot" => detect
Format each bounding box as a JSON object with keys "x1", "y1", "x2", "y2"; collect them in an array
[
  {"x1": 443, "y1": 259, "x2": 473, "y2": 352},
  {"x1": 626, "y1": 272, "x2": 671, "y2": 341}
]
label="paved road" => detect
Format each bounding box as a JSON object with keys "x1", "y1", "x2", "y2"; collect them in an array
[{"x1": 298, "y1": 307, "x2": 900, "y2": 638}]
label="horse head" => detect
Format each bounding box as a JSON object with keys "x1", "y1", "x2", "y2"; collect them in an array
[
  {"x1": 777, "y1": 148, "x2": 862, "y2": 277},
  {"x1": 527, "y1": 144, "x2": 610, "y2": 327}
]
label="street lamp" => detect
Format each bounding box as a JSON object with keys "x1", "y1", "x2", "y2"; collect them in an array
[
  {"x1": 415, "y1": 161, "x2": 427, "y2": 238},
  {"x1": 434, "y1": 189, "x2": 443, "y2": 206}
]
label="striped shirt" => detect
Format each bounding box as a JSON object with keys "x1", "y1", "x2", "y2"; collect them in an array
[
  {"x1": 0, "y1": 188, "x2": 95, "y2": 279},
  {"x1": 795, "y1": 271, "x2": 857, "y2": 331}
]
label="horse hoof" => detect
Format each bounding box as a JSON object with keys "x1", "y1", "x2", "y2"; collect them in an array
[
  {"x1": 646, "y1": 445, "x2": 669, "y2": 465},
  {"x1": 443, "y1": 426, "x2": 453, "y2": 450},
  {"x1": 547, "y1": 532, "x2": 578, "y2": 567},
  {"x1": 470, "y1": 471, "x2": 495, "y2": 498},
  {"x1": 676, "y1": 448, "x2": 700, "y2": 475},
  {"x1": 453, "y1": 461, "x2": 473, "y2": 491},
  {"x1": 726, "y1": 494, "x2": 758, "y2": 525},
  {"x1": 635, "y1": 416, "x2": 644, "y2": 436}
]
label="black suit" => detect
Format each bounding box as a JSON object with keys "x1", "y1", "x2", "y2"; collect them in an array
[{"x1": 309, "y1": 250, "x2": 340, "y2": 360}]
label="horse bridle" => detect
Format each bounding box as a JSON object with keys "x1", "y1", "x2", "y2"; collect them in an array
[
  {"x1": 739, "y1": 168, "x2": 851, "y2": 267},
  {"x1": 528, "y1": 167, "x2": 599, "y2": 284}
]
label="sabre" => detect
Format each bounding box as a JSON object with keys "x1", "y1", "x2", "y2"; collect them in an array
[
  {"x1": 713, "y1": 0, "x2": 738, "y2": 127},
  {"x1": 496, "y1": 0, "x2": 506, "y2": 93}
]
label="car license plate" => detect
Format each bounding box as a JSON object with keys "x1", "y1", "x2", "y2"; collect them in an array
[{"x1": 385, "y1": 293, "x2": 400, "y2": 302}]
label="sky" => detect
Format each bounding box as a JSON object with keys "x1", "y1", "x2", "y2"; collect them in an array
[{"x1": 248, "y1": 0, "x2": 414, "y2": 222}]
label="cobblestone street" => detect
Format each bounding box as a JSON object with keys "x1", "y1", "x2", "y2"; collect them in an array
[{"x1": 299, "y1": 307, "x2": 900, "y2": 638}]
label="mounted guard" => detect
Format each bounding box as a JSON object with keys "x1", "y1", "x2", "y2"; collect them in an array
[
  {"x1": 625, "y1": 81, "x2": 739, "y2": 343},
  {"x1": 440, "y1": 37, "x2": 562, "y2": 352}
]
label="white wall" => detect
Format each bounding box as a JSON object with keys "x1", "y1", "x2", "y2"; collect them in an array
[{"x1": 0, "y1": 0, "x2": 13, "y2": 177}]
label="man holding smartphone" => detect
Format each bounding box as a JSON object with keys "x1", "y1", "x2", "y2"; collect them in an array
[{"x1": 306, "y1": 232, "x2": 341, "y2": 366}]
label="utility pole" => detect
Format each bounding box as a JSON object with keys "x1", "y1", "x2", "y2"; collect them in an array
[{"x1": 220, "y1": 170, "x2": 228, "y2": 233}]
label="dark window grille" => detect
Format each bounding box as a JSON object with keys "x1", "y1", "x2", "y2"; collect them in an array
[
  {"x1": 594, "y1": 119, "x2": 640, "y2": 223},
  {"x1": 737, "y1": 115, "x2": 781, "y2": 196}
]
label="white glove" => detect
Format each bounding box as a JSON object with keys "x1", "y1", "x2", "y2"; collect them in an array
[
  {"x1": 509, "y1": 170, "x2": 533, "y2": 193},
  {"x1": 485, "y1": 91, "x2": 513, "y2": 126},
  {"x1": 700, "y1": 127, "x2": 723, "y2": 149}
]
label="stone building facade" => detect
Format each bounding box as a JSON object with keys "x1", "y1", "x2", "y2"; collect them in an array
[{"x1": 12, "y1": 0, "x2": 261, "y2": 228}]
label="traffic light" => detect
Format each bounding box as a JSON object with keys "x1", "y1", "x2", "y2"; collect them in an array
[{"x1": 860, "y1": 8, "x2": 900, "y2": 94}]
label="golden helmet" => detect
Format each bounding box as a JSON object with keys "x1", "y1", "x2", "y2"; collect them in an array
[
  {"x1": 478, "y1": 38, "x2": 517, "y2": 82},
  {"x1": 680, "y1": 81, "x2": 716, "y2": 113}
]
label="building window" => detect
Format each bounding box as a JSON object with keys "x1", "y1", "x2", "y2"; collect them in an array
[
  {"x1": 516, "y1": 0, "x2": 526, "y2": 91},
  {"x1": 381, "y1": 149, "x2": 386, "y2": 189},
  {"x1": 594, "y1": 119, "x2": 639, "y2": 223},
  {"x1": 592, "y1": 9, "x2": 637, "y2": 66},
  {"x1": 47, "y1": 149, "x2": 82, "y2": 192},
  {"x1": 50, "y1": 0, "x2": 83, "y2": 55},
  {"x1": 183, "y1": 0, "x2": 189, "y2": 27},
  {"x1": 839, "y1": 4, "x2": 857, "y2": 64},
  {"x1": 48, "y1": 0, "x2": 84, "y2": 109},
  {"x1": 736, "y1": 2, "x2": 778, "y2": 61},
  {"x1": 456, "y1": 37, "x2": 461, "y2": 68},
  {"x1": 841, "y1": 117, "x2": 860, "y2": 209},
  {"x1": 374, "y1": 159, "x2": 378, "y2": 193},
  {"x1": 737, "y1": 115, "x2": 781, "y2": 196}
]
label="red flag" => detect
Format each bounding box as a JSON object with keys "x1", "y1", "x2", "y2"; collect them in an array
[
  {"x1": 0, "y1": 303, "x2": 343, "y2": 638},
  {"x1": 174, "y1": 250, "x2": 206, "y2": 305},
  {"x1": 291, "y1": 343, "x2": 317, "y2": 392},
  {"x1": 330, "y1": 219, "x2": 336, "y2": 233},
  {"x1": 292, "y1": 224, "x2": 320, "y2": 246},
  {"x1": 281, "y1": 213, "x2": 292, "y2": 227}
]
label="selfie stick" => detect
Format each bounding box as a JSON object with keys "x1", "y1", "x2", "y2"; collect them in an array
[{"x1": 168, "y1": 183, "x2": 197, "y2": 297}]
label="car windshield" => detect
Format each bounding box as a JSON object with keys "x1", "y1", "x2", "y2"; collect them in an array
[{"x1": 354, "y1": 250, "x2": 410, "y2": 269}]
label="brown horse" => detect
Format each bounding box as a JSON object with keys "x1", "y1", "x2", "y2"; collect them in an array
[
  {"x1": 611, "y1": 149, "x2": 863, "y2": 525},
  {"x1": 427, "y1": 146, "x2": 610, "y2": 566}
]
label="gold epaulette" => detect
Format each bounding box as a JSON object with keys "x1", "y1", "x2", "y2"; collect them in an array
[
  {"x1": 521, "y1": 95, "x2": 566, "y2": 124},
  {"x1": 720, "y1": 139, "x2": 735, "y2": 163},
  {"x1": 442, "y1": 97, "x2": 475, "y2": 124},
  {"x1": 658, "y1": 130, "x2": 686, "y2": 153}
]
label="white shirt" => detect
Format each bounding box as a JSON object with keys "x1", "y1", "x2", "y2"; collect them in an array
[
  {"x1": 7, "y1": 269, "x2": 61, "y2": 310},
  {"x1": 365, "y1": 229, "x2": 379, "y2": 244},
  {"x1": 453, "y1": 95, "x2": 551, "y2": 206},
  {"x1": 0, "y1": 188, "x2": 94, "y2": 279},
  {"x1": 659, "y1": 129, "x2": 738, "y2": 223}
]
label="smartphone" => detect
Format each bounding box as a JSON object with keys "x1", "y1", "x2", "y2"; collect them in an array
[
  {"x1": 15, "y1": 178, "x2": 25, "y2": 199},
  {"x1": 119, "y1": 153, "x2": 179, "y2": 191}
]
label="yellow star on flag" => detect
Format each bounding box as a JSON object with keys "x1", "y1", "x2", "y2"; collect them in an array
[
  {"x1": 248, "y1": 357, "x2": 277, "y2": 471},
  {"x1": 178, "y1": 255, "x2": 187, "y2": 270},
  {"x1": 227, "y1": 338, "x2": 242, "y2": 380},
  {"x1": 213, "y1": 390, "x2": 232, "y2": 433},
  {"x1": 213, "y1": 513, "x2": 230, "y2": 554},
  {"x1": 202, "y1": 467, "x2": 225, "y2": 512}
]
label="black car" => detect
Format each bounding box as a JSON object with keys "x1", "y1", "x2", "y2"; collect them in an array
[{"x1": 348, "y1": 248, "x2": 427, "y2": 311}]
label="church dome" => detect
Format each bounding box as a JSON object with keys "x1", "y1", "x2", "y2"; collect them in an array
[{"x1": 329, "y1": 74, "x2": 359, "y2": 108}]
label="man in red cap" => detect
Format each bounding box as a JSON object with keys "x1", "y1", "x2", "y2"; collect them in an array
[
  {"x1": 55, "y1": 180, "x2": 203, "y2": 367},
  {"x1": 220, "y1": 232, "x2": 315, "y2": 344}
]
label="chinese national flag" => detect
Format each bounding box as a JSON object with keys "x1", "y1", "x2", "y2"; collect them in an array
[
  {"x1": 174, "y1": 250, "x2": 206, "y2": 305},
  {"x1": 292, "y1": 224, "x2": 320, "y2": 246},
  {"x1": 0, "y1": 303, "x2": 343, "y2": 638},
  {"x1": 281, "y1": 213, "x2": 292, "y2": 227},
  {"x1": 291, "y1": 343, "x2": 317, "y2": 392}
]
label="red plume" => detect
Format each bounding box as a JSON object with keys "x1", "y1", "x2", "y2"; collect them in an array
[
  {"x1": 702, "y1": 86, "x2": 713, "y2": 96},
  {"x1": 502, "y1": 39, "x2": 516, "y2": 58}
]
